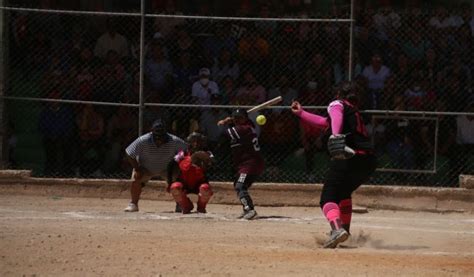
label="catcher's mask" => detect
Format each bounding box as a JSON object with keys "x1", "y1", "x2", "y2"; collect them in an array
[
  {"x1": 186, "y1": 132, "x2": 207, "y2": 152},
  {"x1": 151, "y1": 119, "x2": 169, "y2": 143}
]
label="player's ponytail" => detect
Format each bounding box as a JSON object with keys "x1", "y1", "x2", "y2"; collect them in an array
[{"x1": 335, "y1": 81, "x2": 359, "y2": 106}]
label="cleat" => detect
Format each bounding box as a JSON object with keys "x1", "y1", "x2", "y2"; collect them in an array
[
  {"x1": 181, "y1": 202, "x2": 194, "y2": 214},
  {"x1": 124, "y1": 203, "x2": 139, "y2": 212},
  {"x1": 323, "y1": 229, "x2": 349, "y2": 249},
  {"x1": 197, "y1": 207, "x2": 207, "y2": 213},
  {"x1": 175, "y1": 203, "x2": 182, "y2": 213},
  {"x1": 242, "y1": 209, "x2": 257, "y2": 220}
]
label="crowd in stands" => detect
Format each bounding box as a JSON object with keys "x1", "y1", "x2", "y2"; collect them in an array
[{"x1": 6, "y1": 0, "x2": 474, "y2": 183}]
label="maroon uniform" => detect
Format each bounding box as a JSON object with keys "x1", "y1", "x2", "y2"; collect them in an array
[{"x1": 225, "y1": 121, "x2": 265, "y2": 175}]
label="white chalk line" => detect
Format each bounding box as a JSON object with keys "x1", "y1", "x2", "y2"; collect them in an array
[{"x1": 1, "y1": 209, "x2": 473, "y2": 237}]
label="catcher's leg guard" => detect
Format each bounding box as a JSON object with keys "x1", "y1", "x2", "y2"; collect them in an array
[
  {"x1": 170, "y1": 182, "x2": 193, "y2": 214},
  {"x1": 197, "y1": 183, "x2": 213, "y2": 213}
]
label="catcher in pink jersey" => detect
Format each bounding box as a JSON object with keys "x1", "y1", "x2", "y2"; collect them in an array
[
  {"x1": 218, "y1": 109, "x2": 265, "y2": 220},
  {"x1": 291, "y1": 81, "x2": 377, "y2": 248}
]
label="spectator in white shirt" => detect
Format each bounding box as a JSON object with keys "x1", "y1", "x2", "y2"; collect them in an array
[
  {"x1": 94, "y1": 19, "x2": 129, "y2": 59},
  {"x1": 362, "y1": 54, "x2": 391, "y2": 109},
  {"x1": 362, "y1": 54, "x2": 391, "y2": 90},
  {"x1": 192, "y1": 68, "x2": 220, "y2": 105},
  {"x1": 428, "y1": 5, "x2": 457, "y2": 29},
  {"x1": 373, "y1": 5, "x2": 401, "y2": 41}
]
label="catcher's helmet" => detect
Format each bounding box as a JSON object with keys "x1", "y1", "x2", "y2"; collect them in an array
[{"x1": 186, "y1": 132, "x2": 207, "y2": 151}]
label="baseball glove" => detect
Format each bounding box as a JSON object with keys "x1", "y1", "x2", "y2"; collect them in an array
[
  {"x1": 191, "y1": 151, "x2": 213, "y2": 170},
  {"x1": 327, "y1": 134, "x2": 356, "y2": 160}
]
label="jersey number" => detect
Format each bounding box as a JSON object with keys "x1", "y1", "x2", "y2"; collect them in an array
[{"x1": 252, "y1": 138, "x2": 261, "y2": 151}]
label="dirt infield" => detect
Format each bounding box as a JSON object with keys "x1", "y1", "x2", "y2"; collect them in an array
[{"x1": 0, "y1": 195, "x2": 473, "y2": 276}]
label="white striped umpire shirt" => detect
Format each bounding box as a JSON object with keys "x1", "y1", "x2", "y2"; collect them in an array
[{"x1": 125, "y1": 132, "x2": 187, "y2": 176}]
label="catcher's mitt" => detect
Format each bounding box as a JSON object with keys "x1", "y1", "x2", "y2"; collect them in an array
[{"x1": 191, "y1": 151, "x2": 213, "y2": 170}]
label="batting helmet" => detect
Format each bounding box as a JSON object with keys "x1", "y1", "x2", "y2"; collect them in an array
[{"x1": 231, "y1": 108, "x2": 248, "y2": 119}]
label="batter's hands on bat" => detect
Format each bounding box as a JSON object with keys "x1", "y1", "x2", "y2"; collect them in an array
[
  {"x1": 291, "y1": 101, "x2": 303, "y2": 115},
  {"x1": 217, "y1": 117, "x2": 233, "y2": 126}
]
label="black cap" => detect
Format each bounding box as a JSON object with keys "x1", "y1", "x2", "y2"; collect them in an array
[{"x1": 232, "y1": 108, "x2": 248, "y2": 119}]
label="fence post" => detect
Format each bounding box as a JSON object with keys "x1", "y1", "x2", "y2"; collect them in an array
[
  {"x1": 0, "y1": 0, "x2": 6, "y2": 168},
  {"x1": 348, "y1": 0, "x2": 354, "y2": 81},
  {"x1": 138, "y1": 0, "x2": 145, "y2": 136}
]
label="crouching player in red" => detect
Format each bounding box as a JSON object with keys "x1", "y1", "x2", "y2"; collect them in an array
[
  {"x1": 291, "y1": 81, "x2": 376, "y2": 248},
  {"x1": 218, "y1": 109, "x2": 265, "y2": 220},
  {"x1": 167, "y1": 132, "x2": 213, "y2": 214}
]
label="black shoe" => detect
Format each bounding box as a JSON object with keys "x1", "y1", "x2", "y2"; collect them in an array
[
  {"x1": 237, "y1": 209, "x2": 257, "y2": 220},
  {"x1": 175, "y1": 203, "x2": 182, "y2": 213},
  {"x1": 323, "y1": 229, "x2": 349, "y2": 249}
]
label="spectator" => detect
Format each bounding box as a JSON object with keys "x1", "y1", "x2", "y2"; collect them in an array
[
  {"x1": 299, "y1": 115, "x2": 325, "y2": 181},
  {"x1": 454, "y1": 101, "x2": 474, "y2": 174},
  {"x1": 173, "y1": 51, "x2": 198, "y2": 91},
  {"x1": 453, "y1": 24, "x2": 474, "y2": 64},
  {"x1": 255, "y1": 4, "x2": 277, "y2": 38},
  {"x1": 298, "y1": 79, "x2": 328, "y2": 106},
  {"x1": 428, "y1": 5, "x2": 457, "y2": 29},
  {"x1": 445, "y1": 73, "x2": 473, "y2": 110},
  {"x1": 171, "y1": 107, "x2": 200, "y2": 140},
  {"x1": 421, "y1": 48, "x2": 444, "y2": 85},
  {"x1": 94, "y1": 50, "x2": 126, "y2": 103},
  {"x1": 94, "y1": 19, "x2": 129, "y2": 59},
  {"x1": 334, "y1": 51, "x2": 363, "y2": 85},
  {"x1": 103, "y1": 106, "x2": 138, "y2": 174},
  {"x1": 203, "y1": 23, "x2": 237, "y2": 60},
  {"x1": 199, "y1": 95, "x2": 229, "y2": 150},
  {"x1": 238, "y1": 28, "x2": 270, "y2": 69},
  {"x1": 365, "y1": 117, "x2": 386, "y2": 157},
  {"x1": 220, "y1": 75, "x2": 238, "y2": 105},
  {"x1": 362, "y1": 53, "x2": 391, "y2": 109},
  {"x1": 152, "y1": 0, "x2": 186, "y2": 39},
  {"x1": 76, "y1": 104, "x2": 105, "y2": 176},
  {"x1": 145, "y1": 43, "x2": 173, "y2": 96},
  {"x1": 235, "y1": 71, "x2": 266, "y2": 104},
  {"x1": 404, "y1": 76, "x2": 434, "y2": 111},
  {"x1": 191, "y1": 68, "x2": 219, "y2": 105},
  {"x1": 373, "y1": 4, "x2": 401, "y2": 41},
  {"x1": 386, "y1": 96, "x2": 416, "y2": 170},
  {"x1": 402, "y1": 30, "x2": 431, "y2": 63},
  {"x1": 211, "y1": 48, "x2": 240, "y2": 84},
  {"x1": 267, "y1": 74, "x2": 298, "y2": 114},
  {"x1": 306, "y1": 52, "x2": 332, "y2": 90},
  {"x1": 39, "y1": 92, "x2": 75, "y2": 176},
  {"x1": 170, "y1": 27, "x2": 201, "y2": 65},
  {"x1": 354, "y1": 27, "x2": 380, "y2": 66}
]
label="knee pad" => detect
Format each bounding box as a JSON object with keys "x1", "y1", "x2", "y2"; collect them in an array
[
  {"x1": 170, "y1": 182, "x2": 184, "y2": 198},
  {"x1": 199, "y1": 183, "x2": 213, "y2": 197},
  {"x1": 170, "y1": 182, "x2": 184, "y2": 191}
]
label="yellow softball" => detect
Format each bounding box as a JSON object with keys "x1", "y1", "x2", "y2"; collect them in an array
[{"x1": 256, "y1": 115, "x2": 266, "y2": 125}]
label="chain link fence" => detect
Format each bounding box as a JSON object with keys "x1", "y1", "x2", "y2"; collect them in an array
[{"x1": 1, "y1": 1, "x2": 473, "y2": 186}]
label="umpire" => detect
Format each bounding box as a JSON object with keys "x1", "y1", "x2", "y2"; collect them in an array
[{"x1": 124, "y1": 118, "x2": 187, "y2": 212}]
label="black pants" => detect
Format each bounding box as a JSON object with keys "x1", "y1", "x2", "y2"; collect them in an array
[{"x1": 320, "y1": 154, "x2": 377, "y2": 206}]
